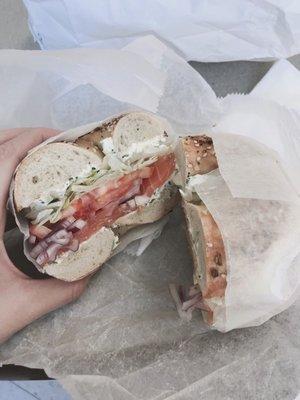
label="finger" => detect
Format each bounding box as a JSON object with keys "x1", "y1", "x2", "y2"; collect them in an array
[
  {"x1": 0, "y1": 127, "x2": 59, "y2": 174},
  {"x1": 0, "y1": 128, "x2": 59, "y2": 232},
  {"x1": 23, "y1": 276, "x2": 89, "y2": 319},
  {"x1": 0, "y1": 128, "x2": 29, "y2": 145},
  {"x1": 0, "y1": 275, "x2": 89, "y2": 344}
]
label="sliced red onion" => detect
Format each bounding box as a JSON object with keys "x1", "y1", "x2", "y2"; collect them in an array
[
  {"x1": 119, "y1": 202, "x2": 130, "y2": 211},
  {"x1": 46, "y1": 243, "x2": 63, "y2": 262},
  {"x1": 59, "y1": 216, "x2": 76, "y2": 229},
  {"x1": 30, "y1": 239, "x2": 49, "y2": 258},
  {"x1": 65, "y1": 238, "x2": 79, "y2": 252},
  {"x1": 45, "y1": 229, "x2": 72, "y2": 245},
  {"x1": 182, "y1": 293, "x2": 203, "y2": 311},
  {"x1": 127, "y1": 199, "x2": 136, "y2": 209},
  {"x1": 188, "y1": 285, "x2": 201, "y2": 297},
  {"x1": 177, "y1": 285, "x2": 185, "y2": 303},
  {"x1": 35, "y1": 239, "x2": 78, "y2": 265},
  {"x1": 193, "y1": 301, "x2": 211, "y2": 312},
  {"x1": 68, "y1": 219, "x2": 87, "y2": 232},
  {"x1": 169, "y1": 284, "x2": 192, "y2": 322},
  {"x1": 36, "y1": 251, "x2": 49, "y2": 266},
  {"x1": 29, "y1": 235, "x2": 36, "y2": 244}
]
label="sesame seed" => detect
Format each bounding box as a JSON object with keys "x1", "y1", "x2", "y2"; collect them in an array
[
  {"x1": 196, "y1": 156, "x2": 201, "y2": 162},
  {"x1": 187, "y1": 163, "x2": 193, "y2": 168},
  {"x1": 194, "y1": 143, "x2": 200, "y2": 147},
  {"x1": 206, "y1": 145, "x2": 212, "y2": 150},
  {"x1": 202, "y1": 151, "x2": 207, "y2": 157},
  {"x1": 193, "y1": 139, "x2": 198, "y2": 144}
]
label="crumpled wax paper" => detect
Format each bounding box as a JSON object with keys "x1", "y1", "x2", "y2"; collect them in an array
[
  {"x1": 192, "y1": 60, "x2": 300, "y2": 331},
  {"x1": 0, "y1": 36, "x2": 218, "y2": 133},
  {"x1": 1, "y1": 38, "x2": 300, "y2": 399},
  {"x1": 192, "y1": 170, "x2": 300, "y2": 332},
  {"x1": 23, "y1": 0, "x2": 300, "y2": 61},
  {"x1": 252, "y1": 59, "x2": 300, "y2": 110}
]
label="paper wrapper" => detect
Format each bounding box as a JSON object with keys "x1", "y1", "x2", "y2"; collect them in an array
[
  {"x1": 190, "y1": 88, "x2": 300, "y2": 331},
  {"x1": 1, "y1": 39, "x2": 300, "y2": 399},
  {"x1": 191, "y1": 170, "x2": 300, "y2": 331},
  {"x1": 23, "y1": 0, "x2": 300, "y2": 61},
  {"x1": 0, "y1": 36, "x2": 219, "y2": 133},
  {"x1": 252, "y1": 59, "x2": 300, "y2": 110}
]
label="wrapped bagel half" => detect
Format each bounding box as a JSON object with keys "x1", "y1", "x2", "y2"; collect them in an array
[{"x1": 170, "y1": 135, "x2": 225, "y2": 325}]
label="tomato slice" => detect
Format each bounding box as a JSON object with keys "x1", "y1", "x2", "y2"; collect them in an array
[
  {"x1": 93, "y1": 180, "x2": 137, "y2": 211},
  {"x1": 64, "y1": 155, "x2": 175, "y2": 221},
  {"x1": 141, "y1": 153, "x2": 175, "y2": 197},
  {"x1": 32, "y1": 153, "x2": 176, "y2": 257},
  {"x1": 74, "y1": 201, "x2": 133, "y2": 243}
]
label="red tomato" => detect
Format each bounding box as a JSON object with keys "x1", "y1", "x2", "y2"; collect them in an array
[
  {"x1": 42, "y1": 153, "x2": 175, "y2": 248},
  {"x1": 141, "y1": 153, "x2": 175, "y2": 197},
  {"x1": 29, "y1": 224, "x2": 52, "y2": 239},
  {"x1": 74, "y1": 202, "x2": 133, "y2": 243}
]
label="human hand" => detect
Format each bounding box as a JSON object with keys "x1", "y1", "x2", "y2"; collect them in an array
[{"x1": 0, "y1": 128, "x2": 88, "y2": 344}]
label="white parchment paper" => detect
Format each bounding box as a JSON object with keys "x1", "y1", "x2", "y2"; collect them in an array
[
  {"x1": 252, "y1": 59, "x2": 300, "y2": 110},
  {"x1": 23, "y1": 0, "x2": 300, "y2": 61},
  {"x1": 191, "y1": 170, "x2": 300, "y2": 331},
  {"x1": 191, "y1": 60, "x2": 300, "y2": 331},
  {"x1": 0, "y1": 36, "x2": 218, "y2": 133},
  {"x1": 0, "y1": 38, "x2": 299, "y2": 399}
]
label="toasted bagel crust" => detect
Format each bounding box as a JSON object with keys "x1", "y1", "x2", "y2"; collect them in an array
[
  {"x1": 176, "y1": 135, "x2": 218, "y2": 185},
  {"x1": 14, "y1": 142, "x2": 103, "y2": 211},
  {"x1": 75, "y1": 114, "x2": 125, "y2": 155},
  {"x1": 182, "y1": 201, "x2": 227, "y2": 299},
  {"x1": 180, "y1": 135, "x2": 226, "y2": 325}
]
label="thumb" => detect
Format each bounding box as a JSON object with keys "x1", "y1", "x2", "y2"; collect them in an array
[
  {"x1": 22, "y1": 277, "x2": 89, "y2": 321},
  {"x1": 0, "y1": 276, "x2": 88, "y2": 343}
]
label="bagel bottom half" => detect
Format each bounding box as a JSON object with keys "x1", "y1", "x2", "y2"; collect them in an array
[{"x1": 178, "y1": 135, "x2": 227, "y2": 325}]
